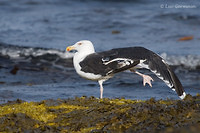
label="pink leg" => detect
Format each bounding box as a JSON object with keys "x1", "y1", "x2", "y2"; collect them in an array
[
  {"x1": 131, "y1": 70, "x2": 154, "y2": 87},
  {"x1": 100, "y1": 87, "x2": 103, "y2": 99},
  {"x1": 98, "y1": 80, "x2": 104, "y2": 99}
]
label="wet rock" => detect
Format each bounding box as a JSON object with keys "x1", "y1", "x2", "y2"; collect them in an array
[
  {"x1": 0, "y1": 81, "x2": 5, "y2": 84},
  {"x1": 0, "y1": 113, "x2": 40, "y2": 132},
  {"x1": 111, "y1": 30, "x2": 120, "y2": 34},
  {"x1": 10, "y1": 65, "x2": 19, "y2": 75}
]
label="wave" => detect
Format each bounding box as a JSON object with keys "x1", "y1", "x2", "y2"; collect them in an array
[
  {"x1": 0, "y1": 43, "x2": 74, "y2": 72},
  {"x1": 155, "y1": 13, "x2": 200, "y2": 25},
  {"x1": 160, "y1": 53, "x2": 200, "y2": 70},
  {"x1": 0, "y1": 43, "x2": 73, "y2": 59},
  {"x1": 0, "y1": 43, "x2": 200, "y2": 71}
]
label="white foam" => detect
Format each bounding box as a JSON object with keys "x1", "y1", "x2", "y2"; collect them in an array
[
  {"x1": 160, "y1": 53, "x2": 200, "y2": 70},
  {"x1": 0, "y1": 45, "x2": 74, "y2": 59}
]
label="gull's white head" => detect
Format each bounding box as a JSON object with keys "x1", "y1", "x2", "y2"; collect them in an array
[{"x1": 66, "y1": 40, "x2": 95, "y2": 54}]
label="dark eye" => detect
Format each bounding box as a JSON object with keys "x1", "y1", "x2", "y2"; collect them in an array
[{"x1": 78, "y1": 43, "x2": 82, "y2": 45}]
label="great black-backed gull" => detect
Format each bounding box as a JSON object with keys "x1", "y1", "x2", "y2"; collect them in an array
[{"x1": 66, "y1": 40, "x2": 186, "y2": 99}]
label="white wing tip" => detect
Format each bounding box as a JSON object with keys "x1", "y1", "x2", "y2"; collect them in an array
[{"x1": 179, "y1": 92, "x2": 186, "y2": 99}]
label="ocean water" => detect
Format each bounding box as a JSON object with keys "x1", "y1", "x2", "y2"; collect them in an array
[{"x1": 0, "y1": 0, "x2": 200, "y2": 103}]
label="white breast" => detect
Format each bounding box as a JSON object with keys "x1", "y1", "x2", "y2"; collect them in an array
[{"x1": 73, "y1": 53, "x2": 102, "y2": 81}]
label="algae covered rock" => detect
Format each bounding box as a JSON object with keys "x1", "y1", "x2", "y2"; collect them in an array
[{"x1": 0, "y1": 95, "x2": 200, "y2": 132}]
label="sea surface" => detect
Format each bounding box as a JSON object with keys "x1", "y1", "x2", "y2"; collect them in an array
[{"x1": 0, "y1": 0, "x2": 200, "y2": 103}]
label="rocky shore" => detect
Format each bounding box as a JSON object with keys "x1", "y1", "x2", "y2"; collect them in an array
[{"x1": 0, "y1": 94, "x2": 200, "y2": 133}]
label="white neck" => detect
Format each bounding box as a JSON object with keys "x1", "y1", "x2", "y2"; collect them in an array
[
  {"x1": 75, "y1": 47, "x2": 95, "y2": 60},
  {"x1": 73, "y1": 47, "x2": 95, "y2": 75},
  {"x1": 72, "y1": 40, "x2": 96, "y2": 75}
]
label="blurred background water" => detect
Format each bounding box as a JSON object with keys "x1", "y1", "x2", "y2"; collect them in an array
[{"x1": 0, "y1": 0, "x2": 199, "y2": 103}]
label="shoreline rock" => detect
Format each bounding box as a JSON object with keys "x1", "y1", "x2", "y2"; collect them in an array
[{"x1": 0, "y1": 94, "x2": 200, "y2": 132}]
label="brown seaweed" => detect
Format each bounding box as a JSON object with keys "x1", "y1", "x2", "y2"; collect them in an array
[{"x1": 0, "y1": 94, "x2": 200, "y2": 132}]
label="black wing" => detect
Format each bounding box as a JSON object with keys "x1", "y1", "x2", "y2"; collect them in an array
[
  {"x1": 79, "y1": 47, "x2": 140, "y2": 76},
  {"x1": 80, "y1": 47, "x2": 185, "y2": 98}
]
